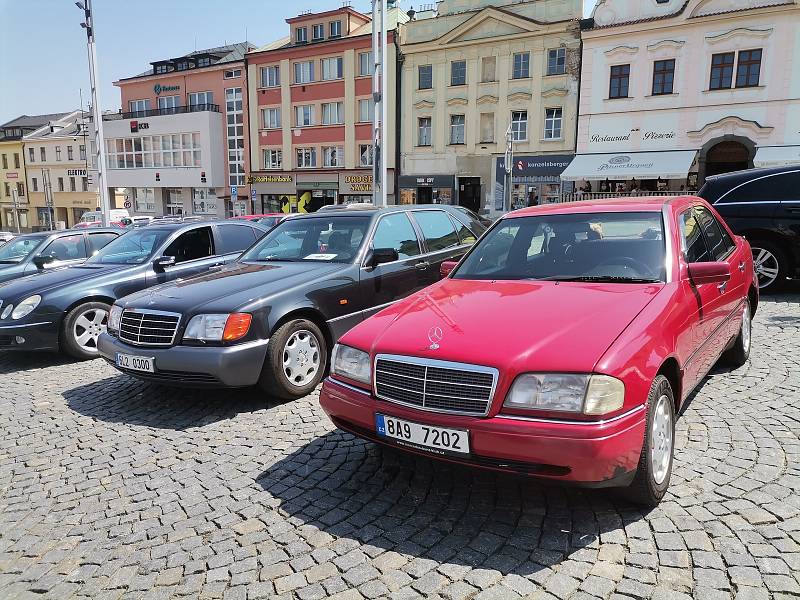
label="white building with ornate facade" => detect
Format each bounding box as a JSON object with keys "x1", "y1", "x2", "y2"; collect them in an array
[{"x1": 562, "y1": 0, "x2": 800, "y2": 192}]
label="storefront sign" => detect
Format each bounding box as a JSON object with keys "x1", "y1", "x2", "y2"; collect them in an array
[
  {"x1": 340, "y1": 172, "x2": 374, "y2": 194},
  {"x1": 6, "y1": 172, "x2": 17, "y2": 179},
  {"x1": 493, "y1": 155, "x2": 574, "y2": 211},
  {"x1": 67, "y1": 169, "x2": 87, "y2": 177},
  {"x1": 154, "y1": 84, "x2": 180, "y2": 95},
  {"x1": 248, "y1": 174, "x2": 294, "y2": 184},
  {"x1": 130, "y1": 121, "x2": 149, "y2": 133},
  {"x1": 398, "y1": 174, "x2": 454, "y2": 188}
]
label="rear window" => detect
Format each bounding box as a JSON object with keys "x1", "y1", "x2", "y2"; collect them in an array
[
  {"x1": 217, "y1": 224, "x2": 258, "y2": 254},
  {"x1": 413, "y1": 210, "x2": 460, "y2": 253}
]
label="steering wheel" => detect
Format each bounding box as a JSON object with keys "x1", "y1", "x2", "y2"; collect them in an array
[{"x1": 594, "y1": 256, "x2": 655, "y2": 278}]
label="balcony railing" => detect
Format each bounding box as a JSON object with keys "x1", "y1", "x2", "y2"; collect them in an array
[{"x1": 102, "y1": 103, "x2": 220, "y2": 121}]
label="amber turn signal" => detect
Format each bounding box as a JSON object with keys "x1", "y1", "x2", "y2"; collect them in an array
[{"x1": 223, "y1": 313, "x2": 252, "y2": 342}]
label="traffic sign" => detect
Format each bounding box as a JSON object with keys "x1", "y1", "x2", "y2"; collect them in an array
[
  {"x1": 251, "y1": 187, "x2": 257, "y2": 199},
  {"x1": 231, "y1": 185, "x2": 238, "y2": 199},
  {"x1": 124, "y1": 200, "x2": 132, "y2": 209}
]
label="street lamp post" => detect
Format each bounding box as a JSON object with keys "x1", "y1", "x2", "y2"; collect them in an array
[
  {"x1": 10, "y1": 188, "x2": 20, "y2": 234},
  {"x1": 505, "y1": 124, "x2": 514, "y2": 213},
  {"x1": 76, "y1": 0, "x2": 111, "y2": 226},
  {"x1": 371, "y1": 0, "x2": 389, "y2": 207}
]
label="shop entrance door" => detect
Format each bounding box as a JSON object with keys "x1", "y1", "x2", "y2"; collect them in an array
[
  {"x1": 165, "y1": 189, "x2": 183, "y2": 216},
  {"x1": 458, "y1": 177, "x2": 481, "y2": 213},
  {"x1": 417, "y1": 187, "x2": 433, "y2": 204}
]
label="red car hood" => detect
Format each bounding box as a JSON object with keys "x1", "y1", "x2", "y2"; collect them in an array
[{"x1": 347, "y1": 279, "x2": 663, "y2": 374}]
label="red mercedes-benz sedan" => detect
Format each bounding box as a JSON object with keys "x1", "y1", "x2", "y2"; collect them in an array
[{"x1": 319, "y1": 196, "x2": 757, "y2": 505}]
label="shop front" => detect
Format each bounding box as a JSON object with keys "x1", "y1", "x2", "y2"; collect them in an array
[
  {"x1": 296, "y1": 173, "x2": 338, "y2": 213},
  {"x1": 398, "y1": 175, "x2": 455, "y2": 205},
  {"x1": 338, "y1": 170, "x2": 395, "y2": 204},
  {"x1": 493, "y1": 154, "x2": 574, "y2": 212},
  {"x1": 249, "y1": 173, "x2": 297, "y2": 214}
]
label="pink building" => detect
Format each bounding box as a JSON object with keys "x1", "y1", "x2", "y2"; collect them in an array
[{"x1": 104, "y1": 43, "x2": 254, "y2": 217}]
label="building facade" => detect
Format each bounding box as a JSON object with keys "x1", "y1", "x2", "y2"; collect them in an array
[
  {"x1": 562, "y1": 0, "x2": 800, "y2": 191},
  {"x1": 24, "y1": 111, "x2": 100, "y2": 229},
  {"x1": 246, "y1": 6, "x2": 406, "y2": 213},
  {"x1": 0, "y1": 113, "x2": 69, "y2": 231},
  {"x1": 399, "y1": 0, "x2": 582, "y2": 216},
  {"x1": 105, "y1": 43, "x2": 254, "y2": 218}
]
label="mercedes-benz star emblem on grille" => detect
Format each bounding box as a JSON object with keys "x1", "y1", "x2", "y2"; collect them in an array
[{"x1": 428, "y1": 326, "x2": 443, "y2": 350}]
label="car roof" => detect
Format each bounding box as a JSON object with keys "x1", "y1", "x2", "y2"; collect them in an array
[
  {"x1": 504, "y1": 196, "x2": 699, "y2": 219},
  {"x1": 291, "y1": 204, "x2": 466, "y2": 218},
  {"x1": 698, "y1": 165, "x2": 800, "y2": 202}
]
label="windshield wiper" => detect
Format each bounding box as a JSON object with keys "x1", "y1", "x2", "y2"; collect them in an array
[
  {"x1": 249, "y1": 257, "x2": 298, "y2": 262},
  {"x1": 537, "y1": 275, "x2": 661, "y2": 283}
]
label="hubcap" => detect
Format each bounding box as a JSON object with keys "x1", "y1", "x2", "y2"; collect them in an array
[
  {"x1": 282, "y1": 329, "x2": 321, "y2": 387},
  {"x1": 741, "y1": 301, "x2": 751, "y2": 354},
  {"x1": 73, "y1": 308, "x2": 108, "y2": 354},
  {"x1": 650, "y1": 394, "x2": 673, "y2": 485},
  {"x1": 751, "y1": 247, "x2": 779, "y2": 289}
]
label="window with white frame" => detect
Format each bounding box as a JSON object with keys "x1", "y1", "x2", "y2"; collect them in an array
[
  {"x1": 129, "y1": 99, "x2": 150, "y2": 114},
  {"x1": 224, "y1": 69, "x2": 242, "y2": 79},
  {"x1": 322, "y1": 102, "x2": 344, "y2": 125},
  {"x1": 192, "y1": 188, "x2": 218, "y2": 215},
  {"x1": 133, "y1": 187, "x2": 156, "y2": 213},
  {"x1": 28, "y1": 147, "x2": 34, "y2": 162},
  {"x1": 56, "y1": 146, "x2": 62, "y2": 161},
  {"x1": 544, "y1": 108, "x2": 563, "y2": 139},
  {"x1": 547, "y1": 48, "x2": 566, "y2": 75},
  {"x1": 188, "y1": 91, "x2": 213, "y2": 106},
  {"x1": 312, "y1": 24, "x2": 324, "y2": 41},
  {"x1": 321, "y1": 56, "x2": 343, "y2": 80},
  {"x1": 264, "y1": 149, "x2": 282, "y2": 169},
  {"x1": 330, "y1": 20, "x2": 342, "y2": 38},
  {"x1": 225, "y1": 87, "x2": 245, "y2": 186},
  {"x1": 70, "y1": 177, "x2": 76, "y2": 192},
  {"x1": 79, "y1": 145, "x2": 86, "y2": 160},
  {"x1": 294, "y1": 61, "x2": 314, "y2": 83},
  {"x1": 158, "y1": 95, "x2": 181, "y2": 111},
  {"x1": 513, "y1": 52, "x2": 530, "y2": 79},
  {"x1": 359, "y1": 52, "x2": 373, "y2": 76},
  {"x1": 295, "y1": 105, "x2": 315, "y2": 127},
  {"x1": 450, "y1": 115, "x2": 465, "y2": 144},
  {"x1": 67, "y1": 146, "x2": 74, "y2": 160},
  {"x1": 418, "y1": 64, "x2": 433, "y2": 89},
  {"x1": 451, "y1": 60, "x2": 466, "y2": 86},
  {"x1": 296, "y1": 147, "x2": 316, "y2": 168},
  {"x1": 105, "y1": 133, "x2": 202, "y2": 169},
  {"x1": 359, "y1": 144, "x2": 373, "y2": 166},
  {"x1": 418, "y1": 117, "x2": 432, "y2": 146},
  {"x1": 40, "y1": 147, "x2": 46, "y2": 161},
  {"x1": 262, "y1": 107, "x2": 281, "y2": 129},
  {"x1": 511, "y1": 111, "x2": 528, "y2": 141},
  {"x1": 323, "y1": 146, "x2": 343, "y2": 167},
  {"x1": 261, "y1": 65, "x2": 280, "y2": 88},
  {"x1": 295, "y1": 27, "x2": 308, "y2": 44},
  {"x1": 358, "y1": 98, "x2": 374, "y2": 123}
]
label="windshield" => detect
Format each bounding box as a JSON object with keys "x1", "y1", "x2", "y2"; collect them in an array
[
  {"x1": 240, "y1": 215, "x2": 370, "y2": 263},
  {"x1": 0, "y1": 236, "x2": 45, "y2": 263},
  {"x1": 454, "y1": 211, "x2": 666, "y2": 283},
  {"x1": 87, "y1": 228, "x2": 172, "y2": 265}
]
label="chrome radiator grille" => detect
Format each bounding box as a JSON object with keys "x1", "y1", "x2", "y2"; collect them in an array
[
  {"x1": 374, "y1": 355, "x2": 497, "y2": 416},
  {"x1": 119, "y1": 310, "x2": 180, "y2": 347}
]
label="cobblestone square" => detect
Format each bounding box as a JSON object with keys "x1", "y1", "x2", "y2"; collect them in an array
[{"x1": 0, "y1": 292, "x2": 798, "y2": 599}]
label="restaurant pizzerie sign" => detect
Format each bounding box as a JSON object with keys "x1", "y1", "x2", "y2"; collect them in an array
[
  {"x1": 597, "y1": 155, "x2": 655, "y2": 172},
  {"x1": 154, "y1": 84, "x2": 180, "y2": 96}
]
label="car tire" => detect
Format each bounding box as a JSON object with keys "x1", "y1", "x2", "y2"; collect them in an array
[
  {"x1": 750, "y1": 239, "x2": 788, "y2": 292},
  {"x1": 258, "y1": 319, "x2": 327, "y2": 401},
  {"x1": 61, "y1": 301, "x2": 111, "y2": 360},
  {"x1": 722, "y1": 299, "x2": 752, "y2": 368},
  {"x1": 626, "y1": 375, "x2": 675, "y2": 507}
]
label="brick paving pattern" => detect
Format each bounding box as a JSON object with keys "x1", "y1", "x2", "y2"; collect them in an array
[{"x1": 0, "y1": 293, "x2": 798, "y2": 599}]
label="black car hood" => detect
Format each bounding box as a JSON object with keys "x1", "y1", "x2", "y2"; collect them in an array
[
  {"x1": 0, "y1": 264, "x2": 130, "y2": 300},
  {"x1": 121, "y1": 261, "x2": 347, "y2": 313}
]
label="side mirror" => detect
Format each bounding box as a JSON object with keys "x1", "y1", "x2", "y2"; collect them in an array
[
  {"x1": 687, "y1": 261, "x2": 730, "y2": 285},
  {"x1": 368, "y1": 247, "x2": 399, "y2": 268},
  {"x1": 153, "y1": 255, "x2": 176, "y2": 271},
  {"x1": 440, "y1": 260, "x2": 458, "y2": 277},
  {"x1": 33, "y1": 255, "x2": 55, "y2": 270}
]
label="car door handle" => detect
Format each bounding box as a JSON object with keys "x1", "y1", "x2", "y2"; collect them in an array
[
  {"x1": 415, "y1": 262, "x2": 430, "y2": 270},
  {"x1": 738, "y1": 261, "x2": 745, "y2": 272},
  {"x1": 717, "y1": 281, "x2": 728, "y2": 293}
]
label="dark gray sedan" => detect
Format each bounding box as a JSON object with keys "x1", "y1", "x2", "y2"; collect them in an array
[{"x1": 99, "y1": 205, "x2": 486, "y2": 399}]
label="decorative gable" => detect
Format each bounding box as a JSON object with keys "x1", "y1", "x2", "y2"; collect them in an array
[
  {"x1": 438, "y1": 7, "x2": 543, "y2": 47},
  {"x1": 449, "y1": 18, "x2": 527, "y2": 43},
  {"x1": 689, "y1": 0, "x2": 790, "y2": 18}
]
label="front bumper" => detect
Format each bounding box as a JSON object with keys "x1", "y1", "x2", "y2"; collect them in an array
[
  {"x1": 320, "y1": 377, "x2": 647, "y2": 486},
  {"x1": 98, "y1": 333, "x2": 269, "y2": 388},
  {"x1": 0, "y1": 318, "x2": 60, "y2": 352}
]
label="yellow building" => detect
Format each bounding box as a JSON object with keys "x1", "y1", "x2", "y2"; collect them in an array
[{"x1": 24, "y1": 111, "x2": 100, "y2": 229}]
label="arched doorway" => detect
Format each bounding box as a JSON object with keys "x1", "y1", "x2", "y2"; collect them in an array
[{"x1": 704, "y1": 140, "x2": 751, "y2": 177}]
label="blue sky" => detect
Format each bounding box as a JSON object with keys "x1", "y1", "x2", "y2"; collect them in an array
[{"x1": 0, "y1": 0, "x2": 595, "y2": 123}]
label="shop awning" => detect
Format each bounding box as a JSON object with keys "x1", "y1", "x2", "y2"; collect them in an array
[
  {"x1": 753, "y1": 146, "x2": 800, "y2": 168},
  {"x1": 560, "y1": 150, "x2": 698, "y2": 181}
]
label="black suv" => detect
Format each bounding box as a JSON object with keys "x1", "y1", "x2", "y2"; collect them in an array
[{"x1": 699, "y1": 166, "x2": 800, "y2": 290}]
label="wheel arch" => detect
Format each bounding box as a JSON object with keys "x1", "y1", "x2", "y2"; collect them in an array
[
  {"x1": 656, "y1": 357, "x2": 682, "y2": 410},
  {"x1": 741, "y1": 229, "x2": 794, "y2": 269},
  {"x1": 62, "y1": 295, "x2": 116, "y2": 319},
  {"x1": 269, "y1": 307, "x2": 333, "y2": 354}
]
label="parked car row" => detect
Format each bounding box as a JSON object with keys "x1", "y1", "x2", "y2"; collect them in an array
[{"x1": 0, "y1": 194, "x2": 759, "y2": 506}]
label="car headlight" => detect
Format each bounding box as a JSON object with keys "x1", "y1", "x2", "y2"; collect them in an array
[
  {"x1": 330, "y1": 344, "x2": 371, "y2": 386},
  {"x1": 11, "y1": 295, "x2": 41, "y2": 320},
  {"x1": 503, "y1": 373, "x2": 624, "y2": 416},
  {"x1": 183, "y1": 313, "x2": 252, "y2": 342},
  {"x1": 108, "y1": 305, "x2": 123, "y2": 333},
  {"x1": 1, "y1": 303, "x2": 12, "y2": 320}
]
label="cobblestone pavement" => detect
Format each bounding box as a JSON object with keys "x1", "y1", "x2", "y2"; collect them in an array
[{"x1": 1, "y1": 293, "x2": 799, "y2": 600}]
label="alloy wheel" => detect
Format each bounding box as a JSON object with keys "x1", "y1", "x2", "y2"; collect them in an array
[
  {"x1": 650, "y1": 394, "x2": 673, "y2": 485},
  {"x1": 751, "y1": 246, "x2": 780, "y2": 289},
  {"x1": 741, "y1": 301, "x2": 751, "y2": 355},
  {"x1": 282, "y1": 329, "x2": 321, "y2": 387},
  {"x1": 73, "y1": 308, "x2": 108, "y2": 354}
]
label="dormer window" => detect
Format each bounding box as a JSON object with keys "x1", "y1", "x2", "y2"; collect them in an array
[
  {"x1": 312, "y1": 24, "x2": 324, "y2": 40},
  {"x1": 197, "y1": 57, "x2": 212, "y2": 67},
  {"x1": 296, "y1": 26, "x2": 308, "y2": 44},
  {"x1": 330, "y1": 20, "x2": 342, "y2": 38},
  {"x1": 176, "y1": 60, "x2": 190, "y2": 71},
  {"x1": 154, "y1": 63, "x2": 171, "y2": 74}
]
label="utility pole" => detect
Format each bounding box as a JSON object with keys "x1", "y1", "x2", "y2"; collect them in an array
[
  {"x1": 42, "y1": 169, "x2": 55, "y2": 231},
  {"x1": 504, "y1": 124, "x2": 514, "y2": 213},
  {"x1": 76, "y1": 0, "x2": 111, "y2": 226},
  {"x1": 371, "y1": 0, "x2": 389, "y2": 207},
  {"x1": 10, "y1": 188, "x2": 20, "y2": 234}
]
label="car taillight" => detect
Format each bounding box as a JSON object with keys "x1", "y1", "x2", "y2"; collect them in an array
[{"x1": 223, "y1": 313, "x2": 252, "y2": 342}]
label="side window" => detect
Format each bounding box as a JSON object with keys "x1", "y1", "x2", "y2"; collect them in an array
[
  {"x1": 451, "y1": 217, "x2": 477, "y2": 245},
  {"x1": 163, "y1": 227, "x2": 214, "y2": 263},
  {"x1": 680, "y1": 210, "x2": 710, "y2": 263},
  {"x1": 720, "y1": 172, "x2": 800, "y2": 203},
  {"x1": 371, "y1": 213, "x2": 421, "y2": 260},
  {"x1": 87, "y1": 232, "x2": 119, "y2": 255},
  {"x1": 41, "y1": 234, "x2": 87, "y2": 261},
  {"x1": 218, "y1": 224, "x2": 257, "y2": 254},
  {"x1": 695, "y1": 207, "x2": 734, "y2": 261},
  {"x1": 413, "y1": 210, "x2": 459, "y2": 253}
]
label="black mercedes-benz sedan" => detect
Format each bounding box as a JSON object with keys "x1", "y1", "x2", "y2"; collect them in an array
[
  {"x1": 0, "y1": 228, "x2": 123, "y2": 284},
  {"x1": 0, "y1": 220, "x2": 268, "y2": 358},
  {"x1": 99, "y1": 205, "x2": 486, "y2": 399}
]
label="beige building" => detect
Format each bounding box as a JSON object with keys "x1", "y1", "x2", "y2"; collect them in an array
[
  {"x1": 25, "y1": 111, "x2": 100, "y2": 228},
  {"x1": 399, "y1": 0, "x2": 582, "y2": 215}
]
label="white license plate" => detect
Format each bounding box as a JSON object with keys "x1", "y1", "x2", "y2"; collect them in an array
[
  {"x1": 375, "y1": 414, "x2": 469, "y2": 455},
  {"x1": 116, "y1": 353, "x2": 155, "y2": 373}
]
